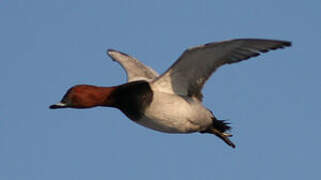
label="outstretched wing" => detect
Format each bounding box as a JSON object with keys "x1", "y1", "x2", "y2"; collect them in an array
[
  {"x1": 152, "y1": 39, "x2": 291, "y2": 100},
  {"x1": 107, "y1": 49, "x2": 159, "y2": 82}
]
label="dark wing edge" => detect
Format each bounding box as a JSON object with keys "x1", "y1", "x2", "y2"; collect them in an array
[{"x1": 189, "y1": 39, "x2": 291, "y2": 65}]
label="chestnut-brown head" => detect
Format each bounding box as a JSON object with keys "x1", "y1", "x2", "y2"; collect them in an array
[{"x1": 49, "y1": 85, "x2": 116, "y2": 109}]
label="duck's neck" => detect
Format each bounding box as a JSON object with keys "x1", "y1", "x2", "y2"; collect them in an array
[{"x1": 93, "y1": 86, "x2": 118, "y2": 107}]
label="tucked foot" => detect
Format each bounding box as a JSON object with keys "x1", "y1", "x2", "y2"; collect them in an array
[
  {"x1": 201, "y1": 118, "x2": 235, "y2": 148},
  {"x1": 208, "y1": 128, "x2": 235, "y2": 148}
]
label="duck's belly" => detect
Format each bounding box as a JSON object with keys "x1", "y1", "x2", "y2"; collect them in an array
[{"x1": 135, "y1": 93, "x2": 212, "y2": 133}]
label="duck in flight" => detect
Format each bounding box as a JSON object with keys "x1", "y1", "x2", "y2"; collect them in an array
[{"x1": 50, "y1": 39, "x2": 291, "y2": 148}]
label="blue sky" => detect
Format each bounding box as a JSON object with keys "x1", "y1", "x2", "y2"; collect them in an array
[{"x1": 1, "y1": 0, "x2": 320, "y2": 179}]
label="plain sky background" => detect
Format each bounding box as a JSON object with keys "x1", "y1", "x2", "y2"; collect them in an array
[{"x1": 1, "y1": 0, "x2": 320, "y2": 179}]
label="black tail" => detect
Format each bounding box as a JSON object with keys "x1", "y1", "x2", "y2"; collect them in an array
[{"x1": 212, "y1": 119, "x2": 232, "y2": 132}]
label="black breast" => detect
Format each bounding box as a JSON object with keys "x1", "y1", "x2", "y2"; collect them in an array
[{"x1": 112, "y1": 80, "x2": 153, "y2": 120}]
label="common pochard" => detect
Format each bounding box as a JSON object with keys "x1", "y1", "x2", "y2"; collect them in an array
[{"x1": 50, "y1": 39, "x2": 291, "y2": 148}]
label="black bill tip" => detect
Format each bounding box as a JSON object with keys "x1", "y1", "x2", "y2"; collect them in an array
[{"x1": 49, "y1": 102, "x2": 67, "y2": 109}]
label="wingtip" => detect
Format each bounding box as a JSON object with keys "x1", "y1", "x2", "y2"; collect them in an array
[
  {"x1": 106, "y1": 49, "x2": 116, "y2": 56},
  {"x1": 106, "y1": 49, "x2": 120, "y2": 62},
  {"x1": 283, "y1": 41, "x2": 292, "y2": 47},
  {"x1": 272, "y1": 40, "x2": 292, "y2": 51},
  {"x1": 106, "y1": 49, "x2": 130, "y2": 57}
]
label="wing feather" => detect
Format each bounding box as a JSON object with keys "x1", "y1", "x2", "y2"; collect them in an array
[
  {"x1": 107, "y1": 49, "x2": 159, "y2": 82},
  {"x1": 152, "y1": 39, "x2": 291, "y2": 100}
]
